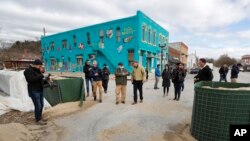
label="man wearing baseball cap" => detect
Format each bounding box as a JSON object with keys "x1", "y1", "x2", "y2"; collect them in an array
[{"x1": 24, "y1": 59, "x2": 47, "y2": 125}]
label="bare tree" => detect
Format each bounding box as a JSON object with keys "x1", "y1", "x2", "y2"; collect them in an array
[{"x1": 214, "y1": 54, "x2": 237, "y2": 67}]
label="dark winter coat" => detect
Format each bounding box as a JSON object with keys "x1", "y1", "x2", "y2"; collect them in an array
[
  {"x1": 83, "y1": 63, "x2": 92, "y2": 79},
  {"x1": 24, "y1": 66, "x2": 44, "y2": 92},
  {"x1": 219, "y1": 66, "x2": 228, "y2": 78},
  {"x1": 194, "y1": 65, "x2": 213, "y2": 83},
  {"x1": 102, "y1": 67, "x2": 110, "y2": 80},
  {"x1": 90, "y1": 66, "x2": 102, "y2": 81},
  {"x1": 115, "y1": 67, "x2": 130, "y2": 85},
  {"x1": 231, "y1": 65, "x2": 239, "y2": 79},
  {"x1": 162, "y1": 69, "x2": 171, "y2": 87},
  {"x1": 172, "y1": 69, "x2": 186, "y2": 83}
]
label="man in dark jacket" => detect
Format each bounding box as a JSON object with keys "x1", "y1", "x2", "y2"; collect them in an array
[
  {"x1": 230, "y1": 64, "x2": 240, "y2": 83},
  {"x1": 24, "y1": 59, "x2": 47, "y2": 125},
  {"x1": 194, "y1": 58, "x2": 213, "y2": 83},
  {"x1": 102, "y1": 64, "x2": 110, "y2": 93},
  {"x1": 172, "y1": 63, "x2": 186, "y2": 101},
  {"x1": 90, "y1": 60, "x2": 103, "y2": 102},
  {"x1": 219, "y1": 64, "x2": 228, "y2": 82},
  {"x1": 115, "y1": 62, "x2": 129, "y2": 104},
  {"x1": 83, "y1": 60, "x2": 92, "y2": 97}
]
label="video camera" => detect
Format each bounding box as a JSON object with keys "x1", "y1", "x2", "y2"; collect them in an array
[{"x1": 42, "y1": 73, "x2": 58, "y2": 89}]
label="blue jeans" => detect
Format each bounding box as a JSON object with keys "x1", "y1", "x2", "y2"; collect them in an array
[
  {"x1": 85, "y1": 78, "x2": 93, "y2": 93},
  {"x1": 29, "y1": 90, "x2": 44, "y2": 121},
  {"x1": 174, "y1": 83, "x2": 183, "y2": 100}
]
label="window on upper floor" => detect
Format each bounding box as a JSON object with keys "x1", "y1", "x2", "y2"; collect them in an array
[
  {"x1": 87, "y1": 32, "x2": 91, "y2": 45},
  {"x1": 142, "y1": 25, "x2": 146, "y2": 41},
  {"x1": 159, "y1": 34, "x2": 162, "y2": 43},
  {"x1": 100, "y1": 30, "x2": 104, "y2": 43},
  {"x1": 148, "y1": 28, "x2": 151, "y2": 44},
  {"x1": 73, "y1": 35, "x2": 77, "y2": 47},
  {"x1": 153, "y1": 31, "x2": 156, "y2": 45},
  {"x1": 128, "y1": 50, "x2": 134, "y2": 66},
  {"x1": 116, "y1": 27, "x2": 121, "y2": 42},
  {"x1": 50, "y1": 42, "x2": 54, "y2": 50},
  {"x1": 62, "y1": 40, "x2": 67, "y2": 48}
]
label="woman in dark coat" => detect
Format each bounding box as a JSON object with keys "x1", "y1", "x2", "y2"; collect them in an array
[{"x1": 162, "y1": 64, "x2": 172, "y2": 96}]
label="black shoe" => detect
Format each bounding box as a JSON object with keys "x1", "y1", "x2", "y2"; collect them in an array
[
  {"x1": 173, "y1": 98, "x2": 176, "y2": 100},
  {"x1": 121, "y1": 101, "x2": 125, "y2": 104},
  {"x1": 104, "y1": 91, "x2": 107, "y2": 93},
  {"x1": 132, "y1": 102, "x2": 137, "y2": 105},
  {"x1": 99, "y1": 99, "x2": 102, "y2": 103},
  {"x1": 36, "y1": 120, "x2": 47, "y2": 125},
  {"x1": 116, "y1": 102, "x2": 119, "y2": 105},
  {"x1": 94, "y1": 96, "x2": 96, "y2": 101}
]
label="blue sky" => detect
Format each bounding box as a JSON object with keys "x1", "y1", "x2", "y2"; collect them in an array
[{"x1": 0, "y1": 0, "x2": 250, "y2": 59}]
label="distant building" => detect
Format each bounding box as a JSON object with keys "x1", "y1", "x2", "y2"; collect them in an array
[
  {"x1": 241, "y1": 55, "x2": 250, "y2": 65},
  {"x1": 41, "y1": 11, "x2": 169, "y2": 73},
  {"x1": 187, "y1": 52, "x2": 198, "y2": 69},
  {"x1": 168, "y1": 42, "x2": 188, "y2": 65},
  {"x1": 168, "y1": 47, "x2": 180, "y2": 65}
]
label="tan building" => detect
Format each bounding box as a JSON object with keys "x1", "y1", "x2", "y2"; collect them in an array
[
  {"x1": 241, "y1": 55, "x2": 250, "y2": 65},
  {"x1": 168, "y1": 42, "x2": 189, "y2": 65}
]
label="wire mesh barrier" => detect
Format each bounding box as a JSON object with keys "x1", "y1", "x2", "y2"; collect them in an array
[
  {"x1": 43, "y1": 77, "x2": 85, "y2": 106},
  {"x1": 191, "y1": 81, "x2": 250, "y2": 141}
]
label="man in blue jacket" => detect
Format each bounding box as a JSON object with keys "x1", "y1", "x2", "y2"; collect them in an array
[{"x1": 154, "y1": 64, "x2": 161, "y2": 89}]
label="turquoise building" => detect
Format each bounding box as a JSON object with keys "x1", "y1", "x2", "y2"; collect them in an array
[{"x1": 41, "y1": 11, "x2": 169, "y2": 73}]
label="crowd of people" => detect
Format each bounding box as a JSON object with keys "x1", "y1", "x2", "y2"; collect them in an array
[{"x1": 23, "y1": 58, "x2": 242, "y2": 125}]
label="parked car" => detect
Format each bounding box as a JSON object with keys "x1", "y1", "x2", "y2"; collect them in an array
[
  {"x1": 190, "y1": 67, "x2": 200, "y2": 74},
  {"x1": 243, "y1": 65, "x2": 250, "y2": 72}
]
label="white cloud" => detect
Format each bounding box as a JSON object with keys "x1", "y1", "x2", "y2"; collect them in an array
[{"x1": 0, "y1": 0, "x2": 250, "y2": 59}]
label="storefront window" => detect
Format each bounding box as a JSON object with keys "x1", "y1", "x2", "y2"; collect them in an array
[{"x1": 76, "y1": 55, "x2": 83, "y2": 65}]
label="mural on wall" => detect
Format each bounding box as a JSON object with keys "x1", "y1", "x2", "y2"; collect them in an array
[
  {"x1": 123, "y1": 36, "x2": 133, "y2": 43},
  {"x1": 122, "y1": 27, "x2": 136, "y2": 35},
  {"x1": 117, "y1": 45, "x2": 123, "y2": 53},
  {"x1": 99, "y1": 42, "x2": 104, "y2": 49},
  {"x1": 79, "y1": 43, "x2": 84, "y2": 50},
  {"x1": 106, "y1": 28, "x2": 113, "y2": 38}
]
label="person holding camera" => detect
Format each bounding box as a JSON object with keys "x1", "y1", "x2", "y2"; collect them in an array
[{"x1": 24, "y1": 59, "x2": 47, "y2": 125}]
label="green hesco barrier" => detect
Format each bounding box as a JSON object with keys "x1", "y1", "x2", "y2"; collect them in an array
[
  {"x1": 190, "y1": 81, "x2": 250, "y2": 141},
  {"x1": 43, "y1": 77, "x2": 85, "y2": 106}
]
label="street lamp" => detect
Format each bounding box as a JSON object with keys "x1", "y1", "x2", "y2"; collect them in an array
[{"x1": 159, "y1": 43, "x2": 166, "y2": 72}]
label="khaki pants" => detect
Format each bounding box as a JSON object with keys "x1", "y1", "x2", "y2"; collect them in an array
[
  {"x1": 115, "y1": 85, "x2": 127, "y2": 102},
  {"x1": 231, "y1": 78, "x2": 237, "y2": 83},
  {"x1": 93, "y1": 81, "x2": 102, "y2": 100}
]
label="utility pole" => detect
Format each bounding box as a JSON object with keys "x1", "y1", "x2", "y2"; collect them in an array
[
  {"x1": 159, "y1": 43, "x2": 166, "y2": 72},
  {"x1": 43, "y1": 27, "x2": 46, "y2": 36}
]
